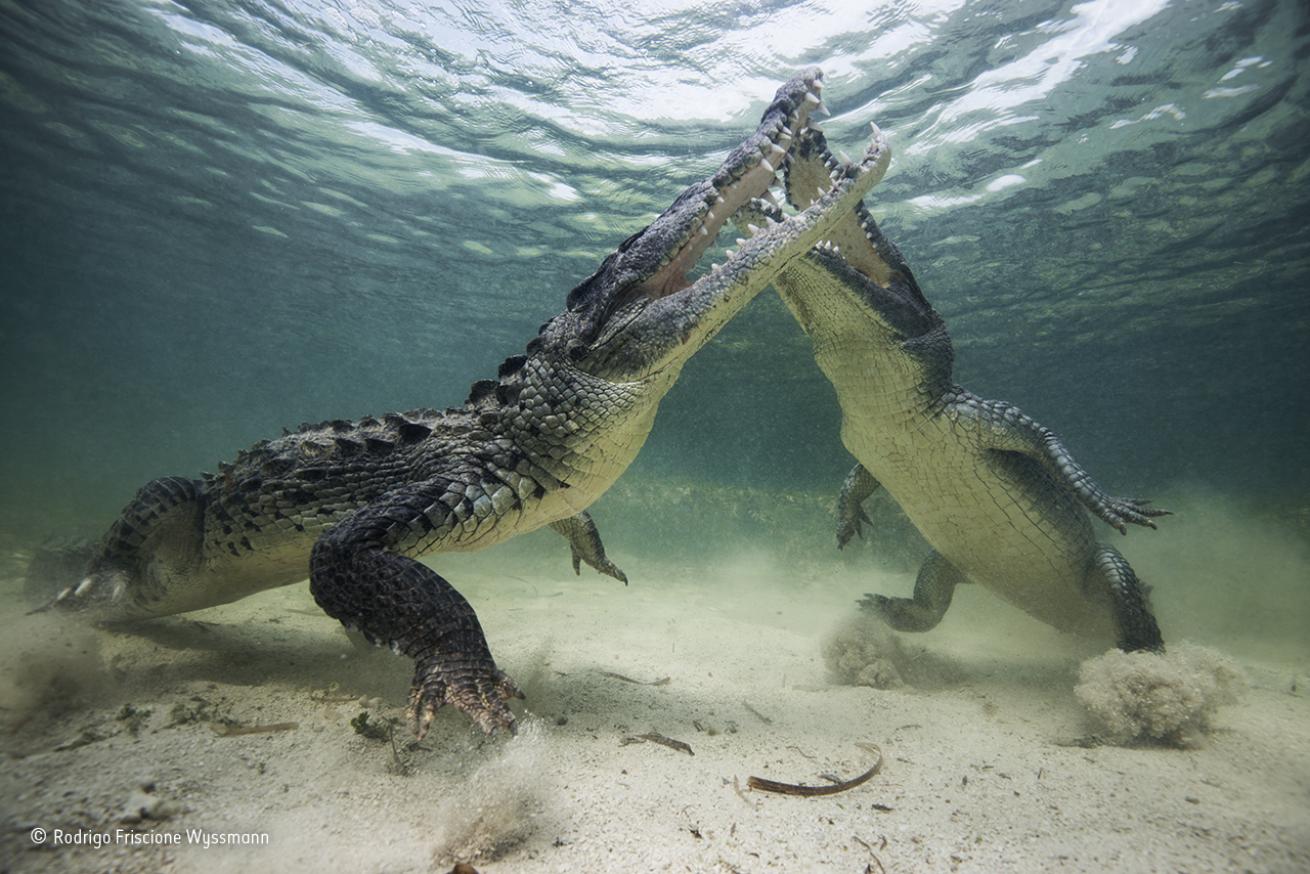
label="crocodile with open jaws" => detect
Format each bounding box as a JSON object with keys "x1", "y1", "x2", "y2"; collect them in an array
[
  {"x1": 48, "y1": 70, "x2": 894, "y2": 736},
  {"x1": 737, "y1": 125, "x2": 1167, "y2": 652}
]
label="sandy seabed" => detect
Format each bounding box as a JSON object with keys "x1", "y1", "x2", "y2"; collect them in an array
[{"x1": 1, "y1": 541, "x2": 1307, "y2": 874}]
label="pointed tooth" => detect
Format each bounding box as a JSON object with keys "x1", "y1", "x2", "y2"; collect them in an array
[
  {"x1": 699, "y1": 226, "x2": 709, "y2": 236},
  {"x1": 769, "y1": 143, "x2": 787, "y2": 160},
  {"x1": 839, "y1": 149, "x2": 852, "y2": 165},
  {"x1": 815, "y1": 100, "x2": 831, "y2": 118},
  {"x1": 781, "y1": 125, "x2": 792, "y2": 136},
  {"x1": 735, "y1": 238, "x2": 747, "y2": 247},
  {"x1": 725, "y1": 249, "x2": 735, "y2": 258},
  {"x1": 804, "y1": 92, "x2": 821, "y2": 107},
  {"x1": 760, "y1": 157, "x2": 776, "y2": 173},
  {"x1": 715, "y1": 195, "x2": 725, "y2": 205},
  {"x1": 746, "y1": 223, "x2": 761, "y2": 235},
  {"x1": 763, "y1": 190, "x2": 780, "y2": 208}
]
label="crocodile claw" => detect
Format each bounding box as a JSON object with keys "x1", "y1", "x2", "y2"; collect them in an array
[
  {"x1": 570, "y1": 548, "x2": 629, "y2": 585},
  {"x1": 409, "y1": 659, "x2": 524, "y2": 739},
  {"x1": 837, "y1": 506, "x2": 872, "y2": 549},
  {"x1": 858, "y1": 592, "x2": 892, "y2": 615},
  {"x1": 1098, "y1": 497, "x2": 1171, "y2": 534}
]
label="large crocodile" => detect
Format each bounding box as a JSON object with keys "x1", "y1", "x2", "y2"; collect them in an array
[
  {"x1": 47, "y1": 70, "x2": 894, "y2": 736},
  {"x1": 738, "y1": 126, "x2": 1167, "y2": 651}
]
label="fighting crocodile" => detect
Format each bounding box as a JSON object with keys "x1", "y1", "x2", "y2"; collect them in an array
[
  {"x1": 47, "y1": 70, "x2": 894, "y2": 736},
  {"x1": 737, "y1": 126, "x2": 1167, "y2": 651}
]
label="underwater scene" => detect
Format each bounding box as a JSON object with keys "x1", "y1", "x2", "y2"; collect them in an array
[{"x1": 1, "y1": 0, "x2": 1307, "y2": 871}]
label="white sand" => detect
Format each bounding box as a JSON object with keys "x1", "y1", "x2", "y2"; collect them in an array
[{"x1": 2, "y1": 537, "x2": 1308, "y2": 873}]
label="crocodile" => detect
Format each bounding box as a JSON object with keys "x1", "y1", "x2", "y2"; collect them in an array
[
  {"x1": 47, "y1": 70, "x2": 895, "y2": 736},
  {"x1": 737, "y1": 126, "x2": 1167, "y2": 651}
]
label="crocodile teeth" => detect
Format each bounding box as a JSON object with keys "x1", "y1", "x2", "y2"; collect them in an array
[
  {"x1": 760, "y1": 157, "x2": 776, "y2": 173},
  {"x1": 804, "y1": 91, "x2": 821, "y2": 107},
  {"x1": 735, "y1": 238, "x2": 747, "y2": 246},
  {"x1": 745, "y1": 223, "x2": 761, "y2": 235},
  {"x1": 699, "y1": 226, "x2": 709, "y2": 236},
  {"x1": 838, "y1": 149, "x2": 853, "y2": 165},
  {"x1": 815, "y1": 101, "x2": 831, "y2": 118},
  {"x1": 725, "y1": 249, "x2": 735, "y2": 258}
]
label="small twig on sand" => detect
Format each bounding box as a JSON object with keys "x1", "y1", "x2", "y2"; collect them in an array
[
  {"x1": 730, "y1": 776, "x2": 755, "y2": 806},
  {"x1": 742, "y1": 701, "x2": 773, "y2": 725},
  {"x1": 599, "y1": 671, "x2": 671, "y2": 686},
  {"x1": 620, "y1": 732, "x2": 694, "y2": 755},
  {"x1": 748, "y1": 743, "x2": 883, "y2": 797},
  {"x1": 210, "y1": 721, "x2": 298, "y2": 737},
  {"x1": 853, "y1": 836, "x2": 887, "y2": 874}
]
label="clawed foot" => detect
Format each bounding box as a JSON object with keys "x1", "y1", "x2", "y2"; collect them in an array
[
  {"x1": 39, "y1": 567, "x2": 128, "y2": 616},
  {"x1": 409, "y1": 657, "x2": 525, "y2": 739},
  {"x1": 858, "y1": 592, "x2": 892, "y2": 617},
  {"x1": 570, "y1": 550, "x2": 629, "y2": 585},
  {"x1": 1098, "y1": 497, "x2": 1171, "y2": 535},
  {"x1": 837, "y1": 506, "x2": 872, "y2": 549}
]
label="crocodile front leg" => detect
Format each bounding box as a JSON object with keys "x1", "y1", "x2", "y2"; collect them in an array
[
  {"x1": 309, "y1": 476, "x2": 524, "y2": 738},
  {"x1": 549, "y1": 512, "x2": 628, "y2": 584},
  {"x1": 952, "y1": 393, "x2": 1170, "y2": 534},
  {"x1": 859, "y1": 550, "x2": 965, "y2": 632},
  {"x1": 836, "y1": 463, "x2": 881, "y2": 549}
]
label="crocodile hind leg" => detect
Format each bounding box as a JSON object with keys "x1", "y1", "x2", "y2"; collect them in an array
[
  {"x1": 310, "y1": 476, "x2": 523, "y2": 738},
  {"x1": 859, "y1": 550, "x2": 966, "y2": 632},
  {"x1": 1086, "y1": 544, "x2": 1164, "y2": 652},
  {"x1": 549, "y1": 511, "x2": 628, "y2": 583},
  {"x1": 50, "y1": 476, "x2": 206, "y2": 618}
]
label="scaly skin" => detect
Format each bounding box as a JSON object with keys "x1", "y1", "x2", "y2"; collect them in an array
[
  {"x1": 738, "y1": 126, "x2": 1167, "y2": 651},
  {"x1": 48, "y1": 70, "x2": 895, "y2": 736}
]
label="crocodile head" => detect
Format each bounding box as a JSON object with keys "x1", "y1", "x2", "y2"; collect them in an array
[
  {"x1": 738, "y1": 125, "x2": 953, "y2": 392},
  {"x1": 526, "y1": 69, "x2": 829, "y2": 384}
]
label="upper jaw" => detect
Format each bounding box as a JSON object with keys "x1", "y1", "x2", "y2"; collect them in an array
[
  {"x1": 735, "y1": 125, "x2": 942, "y2": 340},
  {"x1": 614, "y1": 68, "x2": 829, "y2": 304}
]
